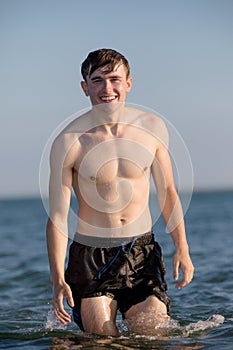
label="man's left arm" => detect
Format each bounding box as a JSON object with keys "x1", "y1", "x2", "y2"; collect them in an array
[{"x1": 151, "y1": 131, "x2": 194, "y2": 288}]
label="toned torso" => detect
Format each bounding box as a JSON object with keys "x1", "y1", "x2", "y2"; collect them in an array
[{"x1": 60, "y1": 107, "x2": 167, "y2": 238}]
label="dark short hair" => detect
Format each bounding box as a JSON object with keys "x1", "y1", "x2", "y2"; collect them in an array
[{"x1": 81, "y1": 48, "x2": 130, "y2": 81}]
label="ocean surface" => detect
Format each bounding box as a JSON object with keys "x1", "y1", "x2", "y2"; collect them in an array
[{"x1": 0, "y1": 191, "x2": 233, "y2": 349}]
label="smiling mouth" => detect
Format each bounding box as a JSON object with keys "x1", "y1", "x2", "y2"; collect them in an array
[{"x1": 100, "y1": 95, "x2": 118, "y2": 103}]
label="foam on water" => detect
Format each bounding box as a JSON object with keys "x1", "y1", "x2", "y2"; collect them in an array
[
  {"x1": 44, "y1": 306, "x2": 225, "y2": 339},
  {"x1": 117, "y1": 313, "x2": 225, "y2": 339},
  {"x1": 182, "y1": 314, "x2": 225, "y2": 337}
]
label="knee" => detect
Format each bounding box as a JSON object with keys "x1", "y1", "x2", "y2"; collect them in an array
[{"x1": 125, "y1": 312, "x2": 170, "y2": 336}]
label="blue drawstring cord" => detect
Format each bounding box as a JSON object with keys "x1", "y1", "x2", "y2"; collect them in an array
[
  {"x1": 97, "y1": 238, "x2": 136, "y2": 280},
  {"x1": 121, "y1": 239, "x2": 135, "y2": 254}
]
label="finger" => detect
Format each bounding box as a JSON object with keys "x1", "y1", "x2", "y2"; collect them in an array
[
  {"x1": 54, "y1": 307, "x2": 71, "y2": 325},
  {"x1": 173, "y1": 259, "x2": 179, "y2": 281},
  {"x1": 66, "y1": 287, "x2": 74, "y2": 308},
  {"x1": 54, "y1": 307, "x2": 72, "y2": 324},
  {"x1": 176, "y1": 279, "x2": 188, "y2": 289},
  {"x1": 52, "y1": 298, "x2": 72, "y2": 324},
  {"x1": 175, "y1": 270, "x2": 194, "y2": 289},
  {"x1": 57, "y1": 301, "x2": 72, "y2": 321}
]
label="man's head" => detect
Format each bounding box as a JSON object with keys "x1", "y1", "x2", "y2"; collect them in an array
[
  {"x1": 80, "y1": 48, "x2": 132, "y2": 106},
  {"x1": 81, "y1": 48, "x2": 130, "y2": 82}
]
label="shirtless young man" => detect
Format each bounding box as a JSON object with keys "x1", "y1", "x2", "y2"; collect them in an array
[{"x1": 46, "y1": 48, "x2": 194, "y2": 336}]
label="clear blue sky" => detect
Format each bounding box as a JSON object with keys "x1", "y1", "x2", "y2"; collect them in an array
[{"x1": 0, "y1": 0, "x2": 233, "y2": 198}]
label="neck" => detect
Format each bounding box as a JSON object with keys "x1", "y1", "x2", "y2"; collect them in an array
[{"x1": 91, "y1": 102, "x2": 126, "y2": 124}]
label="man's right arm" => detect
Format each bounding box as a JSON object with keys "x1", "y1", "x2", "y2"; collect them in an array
[{"x1": 46, "y1": 135, "x2": 75, "y2": 324}]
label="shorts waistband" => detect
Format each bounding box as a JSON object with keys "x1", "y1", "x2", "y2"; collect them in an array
[{"x1": 73, "y1": 231, "x2": 154, "y2": 248}]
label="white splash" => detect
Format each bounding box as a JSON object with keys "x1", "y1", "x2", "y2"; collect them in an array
[
  {"x1": 182, "y1": 314, "x2": 225, "y2": 337},
  {"x1": 117, "y1": 314, "x2": 225, "y2": 339}
]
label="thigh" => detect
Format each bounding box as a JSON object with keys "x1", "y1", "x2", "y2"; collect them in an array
[
  {"x1": 80, "y1": 295, "x2": 118, "y2": 336},
  {"x1": 125, "y1": 295, "x2": 168, "y2": 319}
]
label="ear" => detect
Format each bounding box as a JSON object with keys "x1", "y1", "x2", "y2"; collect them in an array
[
  {"x1": 80, "y1": 81, "x2": 89, "y2": 96},
  {"x1": 126, "y1": 77, "x2": 133, "y2": 93}
]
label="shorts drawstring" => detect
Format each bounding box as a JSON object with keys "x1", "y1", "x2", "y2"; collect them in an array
[{"x1": 97, "y1": 238, "x2": 136, "y2": 280}]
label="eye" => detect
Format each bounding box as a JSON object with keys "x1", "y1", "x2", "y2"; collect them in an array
[
  {"x1": 92, "y1": 79, "x2": 102, "y2": 83},
  {"x1": 111, "y1": 78, "x2": 121, "y2": 83}
]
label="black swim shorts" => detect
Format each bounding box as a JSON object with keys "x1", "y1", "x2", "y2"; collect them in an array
[{"x1": 65, "y1": 232, "x2": 170, "y2": 330}]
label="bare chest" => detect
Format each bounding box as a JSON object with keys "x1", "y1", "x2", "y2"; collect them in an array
[{"x1": 75, "y1": 133, "x2": 156, "y2": 184}]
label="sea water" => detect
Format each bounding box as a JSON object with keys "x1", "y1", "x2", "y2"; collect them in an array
[{"x1": 0, "y1": 191, "x2": 233, "y2": 349}]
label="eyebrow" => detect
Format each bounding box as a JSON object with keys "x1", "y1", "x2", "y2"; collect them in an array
[{"x1": 90, "y1": 74, "x2": 122, "y2": 81}]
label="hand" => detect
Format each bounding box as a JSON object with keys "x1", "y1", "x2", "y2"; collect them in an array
[
  {"x1": 173, "y1": 249, "x2": 194, "y2": 289},
  {"x1": 52, "y1": 281, "x2": 74, "y2": 324}
]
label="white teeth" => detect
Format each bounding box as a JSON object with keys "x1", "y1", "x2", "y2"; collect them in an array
[{"x1": 100, "y1": 96, "x2": 117, "y2": 101}]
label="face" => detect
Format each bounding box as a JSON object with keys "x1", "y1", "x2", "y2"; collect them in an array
[{"x1": 81, "y1": 64, "x2": 132, "y2": 106}]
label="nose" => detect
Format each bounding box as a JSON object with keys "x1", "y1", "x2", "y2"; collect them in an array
[{"x1": 102, "y1": 79, "x2": 112, "y2": 92}]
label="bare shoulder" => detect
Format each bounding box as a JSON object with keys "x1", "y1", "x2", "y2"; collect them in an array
[
  {"x1": 51, "y1": 110, "x2": 93, "y2": 150},
  {"x1": 125, "y1": 106, "x2": 169, "y2": 148},
  {"x1": 50, "y1": 117, "x2": 86, "y2": 168}
]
